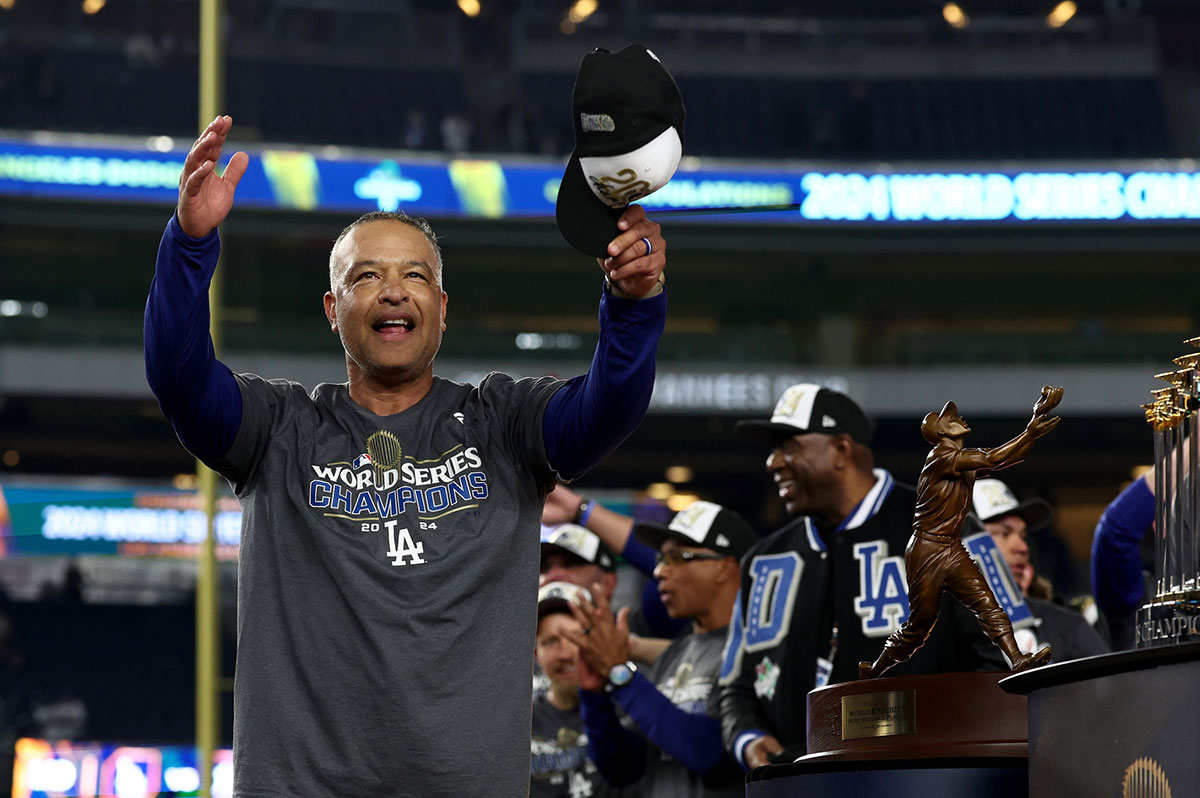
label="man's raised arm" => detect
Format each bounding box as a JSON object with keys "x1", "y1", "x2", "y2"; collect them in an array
[
  {"x1": 542, "y1": 204, "x2": 667, "y2": 480},
  {"x1": 144, "y1": 115, "x2": 249, "y2": 463}
]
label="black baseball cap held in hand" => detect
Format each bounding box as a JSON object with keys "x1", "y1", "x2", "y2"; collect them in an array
[{"x1": 556, "y1": 44, "x2": 686, "y2": 258}]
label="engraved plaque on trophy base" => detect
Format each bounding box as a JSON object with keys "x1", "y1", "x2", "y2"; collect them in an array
[
  {"x1": 1135, "y1": 595, "x2": 1200, "y2": 648},
  {"x1": 804, "y1": 672, "x2": 1028, "y2": 762}
]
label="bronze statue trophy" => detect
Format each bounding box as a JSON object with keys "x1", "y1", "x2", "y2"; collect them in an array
[{"x1": 859, "y1": 386, "x2": 1063, "y2": 680}]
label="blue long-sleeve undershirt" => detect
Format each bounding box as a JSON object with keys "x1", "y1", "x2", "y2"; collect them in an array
[
  {"x1": 580, "y1": 671, "x2": 729, "y2": 785},
  {"x1": 621, "y1": 533, "x2": 658, "y2": 576},
  {"x1": 144, "y1": 216, "x2": 241, "y2": 462},
  {"x1": 579, "y1": 689, "x2": 647, "y2": 788},
  {"x1": 1091, "y1": 476, "x2": 1155, "y2": 616},
  {"x1": 144, "y1": 216, "x2": 664, "y2": 474},
  {"x1": 541, "y1": 281, "x2": 664, "y2": 480}
]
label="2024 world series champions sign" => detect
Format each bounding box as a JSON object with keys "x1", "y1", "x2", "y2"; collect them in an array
[
  {"x1": 6, "y1": 133, "x2": 1200, "y2": 225},
  {"x1": 1138, "y1": 336, "x2": 1200, "y2": 647}
]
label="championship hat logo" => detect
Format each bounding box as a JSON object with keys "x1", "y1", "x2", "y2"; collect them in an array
[
  {"x1": 668, "y1": 501, "x2": 722, "y2": 544},
  {"x1": 548, "y1": 523, "x2": 602, "y2": 563}
]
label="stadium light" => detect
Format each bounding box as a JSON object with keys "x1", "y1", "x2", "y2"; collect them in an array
[
  {"x1": 568, "y1": 0, "x2": 597, "y2": 24},
  {"x1": 457, "y1": 0, "x2": 481, "y2": 18},
  {"x1": 81, "y1": 0, "x2": 105, "y2": 13},
  {"x1": 667, "y1": 492, "x2": 701, "y2": 512},
  {"x1": 943, "y1": 2, "x2": 970, "y2": 28},
  {"x1": 0, "y1": 0, "x2": 15, "y2": 11},
  {"x1": 1046, "y1": 1, "x2": 1077, "y2": 28},
  {"x1": 665, "y1": 465, "x2": 694, "y2": 484},
  {"x1": 646, "y1": 482, "x2": 674, "y2": 500}
]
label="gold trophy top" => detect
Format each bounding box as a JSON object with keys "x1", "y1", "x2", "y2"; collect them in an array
[{"x1": 1172, "y1": 353, "x2": 1200, "y2": 369}]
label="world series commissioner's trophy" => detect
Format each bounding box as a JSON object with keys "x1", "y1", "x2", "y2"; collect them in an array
[{"x1": 1139, "y1": 335, "x2": 1200, "y2": 647}]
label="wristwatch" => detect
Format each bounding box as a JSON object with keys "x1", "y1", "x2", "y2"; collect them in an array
[{"x1": 606, "y1": 661, "x2": 637, "y2": 692}]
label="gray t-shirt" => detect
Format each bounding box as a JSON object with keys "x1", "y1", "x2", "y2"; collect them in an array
[
  {"x1": 645, "y1": 629, "x2": 745, "y2": 798},
  {"x1": 214, "y1": 372, "x2": 562, "y2": 798},
  {"x1": 531, "y1": 695, "x2": 615, "y2": 798}
]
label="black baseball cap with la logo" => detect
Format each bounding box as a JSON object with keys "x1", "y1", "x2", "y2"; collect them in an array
[{"x1": 556, "y1": 44, "x2": 686, "y2": 258}]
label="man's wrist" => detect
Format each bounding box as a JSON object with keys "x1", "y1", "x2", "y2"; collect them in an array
[
  {"x1": 574, "y1": 498, "x2": 595, "y2": 526},
  {"x1": 606, "y1": 272, "x2": 665, "y2": 299},
  {"x1": 169, "y1": 213, "x2": 219, "y2": 246},
  {"x1": 733, "y1": 731, "x2": 766, "y2": 770},
  {"x1": 604, "y1": 660, "x2": 637, "y2": 692}
]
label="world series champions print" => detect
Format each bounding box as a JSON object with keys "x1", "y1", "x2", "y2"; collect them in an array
[{"x1": 306, "y1": 429, "x2": 490, "y2": 567}]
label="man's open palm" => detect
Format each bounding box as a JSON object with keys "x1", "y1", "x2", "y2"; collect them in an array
[{"x1": 177, "y1": 115, "x2": 249, "y2": 238}]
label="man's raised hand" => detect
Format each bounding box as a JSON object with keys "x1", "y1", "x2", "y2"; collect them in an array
[
  {"x1": 599, "y1": 204, "x2": 665, "y2": 298},
  {"x1": 177, "y1": 115, "x2": 249, "y2": 239}
]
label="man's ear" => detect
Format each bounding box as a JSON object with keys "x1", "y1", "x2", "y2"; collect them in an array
[
  {"x1": 601, "y1": 570, "x2": 618, "y2": 598},
  {"x1": 715, "y1": 557, "x2": 740, "y2": 587},
  {"x1": 832, "y1": 434, "x2": 855, "y2": 469},
  {"x1": 324, "y1": 292, "x2": 338, "y2": 332}
]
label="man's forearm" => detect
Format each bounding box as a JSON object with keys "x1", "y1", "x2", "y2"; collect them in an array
[
  {"x1": 542, "y1": 284, "x2": 666, "y2": 479},
  {"x1": 1092, "y1": 475, "x2": 1155, "y2": 615},
  {"x1": 612, "y1": 672, "x2": 729, "y2": 774},
  {"x1": 144, "y1": 215, "x2": 242, "y2": 462},
  {"x1": 580, "y1": 689, "x2": 647, "y2": 787},
  {"x1": 719, "y1": 681, "x2": 772, "y2": 768}
]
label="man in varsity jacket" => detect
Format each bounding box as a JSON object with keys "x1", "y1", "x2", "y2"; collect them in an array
[{"x1": 717, "y1": 384, "x2": 1001, "y2": 770}]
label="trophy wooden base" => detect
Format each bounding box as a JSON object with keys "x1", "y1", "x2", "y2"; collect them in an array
[{"x1": 802, "y1": 671, "x2": 1028, "y2": 762}]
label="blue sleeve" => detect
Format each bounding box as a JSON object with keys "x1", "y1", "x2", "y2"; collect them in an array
[
  {"x1": 622, "y1": 533, "x2": 658, "y2": 577},
  {"x1": 144, "y1": 215, "x2": 242, "y2": 463},
  {"x1": 580, "y1": 689, "x2": 646, "y2": 788},
  {"x1": 1091, "y1": 477, "x2": 1155, "y2": 616},
  {"x1": 611, "y1": 671, "x2": 729, "y2": 776},
  {"x1": 543, "y1": 285, "x2": 665, "y2": 480}
]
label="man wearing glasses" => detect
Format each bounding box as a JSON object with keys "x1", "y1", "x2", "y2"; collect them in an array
[{"x1": 566, "y1": 501, "x2": 755, "y2": 797}]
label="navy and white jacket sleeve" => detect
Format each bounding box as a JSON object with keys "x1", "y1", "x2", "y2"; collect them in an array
[
  {"x1": 542, "y1": 283, "x2": 665, "y2": 480},
  {"x1": 144, "y1": 216, "x2": 242, "y2": 464},
  {"x1": 718, "y1": 584, "x2": 773, "y2": 770}
]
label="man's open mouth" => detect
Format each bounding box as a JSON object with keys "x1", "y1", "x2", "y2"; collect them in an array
[{"x1": 373, "y1": 318, "x2": 414, "y2": 333}]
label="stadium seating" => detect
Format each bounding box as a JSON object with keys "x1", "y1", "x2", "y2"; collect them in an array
[{"x1": 1, "y1": 45, "x2": 1171, "y2": 160}]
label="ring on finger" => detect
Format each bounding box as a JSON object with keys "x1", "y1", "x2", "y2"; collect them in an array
[{"x1": 641, "y1": 237, "x2": 653, "y2": 256}]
